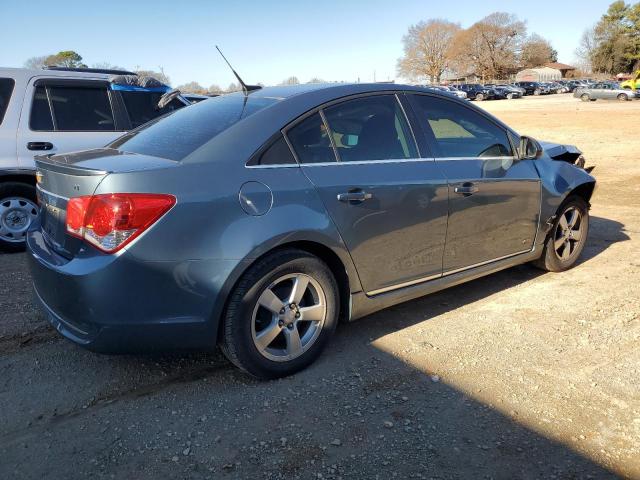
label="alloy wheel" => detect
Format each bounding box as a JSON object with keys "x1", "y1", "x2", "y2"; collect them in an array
[
  {"x1": 251, "y1": 273, "x2": 327, "y2": 362},
  {"x1": 554, "y1": 206, "x2": 584, "y2": 262},
  {"x1": 0, "y1": 197, "x2": 38, "y2": 243}
]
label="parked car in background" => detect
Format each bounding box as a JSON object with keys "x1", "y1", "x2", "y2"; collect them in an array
[
  {"x1": 424, "y1": 85, "x2": 468, "y2": 100},
  {"x1": 457, "y1": 83, "x2": 496, "y2": 101},
  {"x1": 485, "y1": 84, "x2": 523, "y2": 99},
  {"x1": 0, "y1": 67, "x2": 189, "y2": 251},
  {"x1": 28, "y1": 83, "x2": 595, "y2": 379},
  {"x1": 574, "y1": 82, "x2": 637, "y2": 101},
  {"x1": 514, "y1": 81, "x2": 548, "y2": 96}
]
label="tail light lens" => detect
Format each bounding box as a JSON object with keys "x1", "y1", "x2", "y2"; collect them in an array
[{"x1": 66, "y1": 193, "x2": 176, "y2": 253}]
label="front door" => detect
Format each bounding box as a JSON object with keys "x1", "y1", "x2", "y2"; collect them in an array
[
  {"x1": 17, "y1": 77, "x2": 123, "y2": 170},
  {"x1": 407, "y1": 93, "x2": 541, "y2": 273},
  {"x1": 285, "y1": 94, "x2": 449, "y2": 295}
]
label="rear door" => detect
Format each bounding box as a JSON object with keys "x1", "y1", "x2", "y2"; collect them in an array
[
  {"x1": 407, "y1": 93, "x2": 540, "y2": 273},
  {"x1": 17, "y1": 77, "x2": 124, "y2": 169},
  {"x1": 286, "y1": 93, "x2": 449, "y2": 295}
]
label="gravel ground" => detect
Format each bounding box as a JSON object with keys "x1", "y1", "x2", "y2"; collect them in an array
[{"x1": 1, "y1": 94, "x2": 638, "y2": 479}]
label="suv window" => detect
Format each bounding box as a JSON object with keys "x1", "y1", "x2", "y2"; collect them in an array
[
  {"x1": 322, "y1": 95, "x2": 417, "y2": 162},
  {"x1": 30, "y1": 86, "x2": 54, "y2": 131},
  {"x1": 49, "y1": 86, "x2": 115, "y2": 131},
  {"x1": 120, "y1": 91, "x2": 185, "y2": 128},
  {"x1": 286, "y1": 112, "x2": 335, "y2": 164},
  {"x1": 0, "y1": 78, "x2": 15, "y2": 126},
  {"x1": 410, "y1": 95, "x2": 513, "y2": 158}
]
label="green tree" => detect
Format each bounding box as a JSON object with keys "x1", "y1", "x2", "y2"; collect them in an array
[
  {"x1": 45, "y1": 51, "x2": 87, "y2": 68},
  {"x1": 589, "y1": 1, "x2": 640, "y2": 73}
]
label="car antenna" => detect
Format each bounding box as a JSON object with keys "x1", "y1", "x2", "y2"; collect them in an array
[{"x1": 215, "y1": 46, "x2": 261, "y2": 95}]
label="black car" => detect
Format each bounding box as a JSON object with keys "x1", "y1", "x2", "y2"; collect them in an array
[
  {"x1": 457, "y1": 84, "x2": 495, "y2": 101},
  {"x1": 514, "y1": 82, "x2": 548, "y2": 96}
]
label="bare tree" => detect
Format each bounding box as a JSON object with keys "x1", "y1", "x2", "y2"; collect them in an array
[
  {"x1": 521, "y1": 34, "x2": 557, "y2": 68},
  {"x1": 307, "y1": 77, "x2": 326, "y2": 84},
  {"x1": 226, "y1": 82, "x2": 241, "y2": 92},
  {"x1": 397, "y1": 20, "x2": 461, "y2": 83},
  {"x1": 24, "y1": 55, "x2": 48, "y2": 70},
  {"x1": 134, "y1": 67, "x2": 171, "y2": 86},
  {"x1": 176, "y1": 81, "x2": 207, "y2": 94},
  {"x1": 92, "y1": 62, "x2": 126, "y2": 71},
  {"x1": 575, "y1": 27, "x2": 596, "y2": 72},
  {"x1": 208, "y1": 84, "x2": 223, "y2": 94},
  {"x1": 450, "y1": 12, "x2": 526, "y2": 80},
  {"x1": 279, "y1": 76, "x2": 300, "y2": 85}
]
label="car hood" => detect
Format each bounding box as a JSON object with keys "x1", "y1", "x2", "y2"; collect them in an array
[{"x1": 539, "y1": 141, "x2": 589, "y2": 169}]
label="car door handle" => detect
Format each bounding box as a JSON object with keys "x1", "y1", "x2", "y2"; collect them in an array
[
  {"x1": 337, "y1": 190, "x2": 373, "y2": 203},
  {"x1": 454, "y1": 183, "x2": 479, "y2": 196},
  {"x1": 27, "y1": 142, "x2": 54, "y2": 151}
]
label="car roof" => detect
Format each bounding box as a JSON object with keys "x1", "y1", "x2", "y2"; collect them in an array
[
  {"x1": 0, "y1": 67, "x2": 113, "y2": 81},
  {"x1": 248, "y1": 82, "x2": 439, "y2": 101}
]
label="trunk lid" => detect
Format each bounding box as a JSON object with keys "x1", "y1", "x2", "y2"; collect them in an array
[{"x1": 35, "y1": 148, "x2": 178, "y2": 258}]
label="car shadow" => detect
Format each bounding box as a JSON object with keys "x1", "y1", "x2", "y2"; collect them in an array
[{"x1": 1, "y1": 215, "x2": 630, "y2": 478}]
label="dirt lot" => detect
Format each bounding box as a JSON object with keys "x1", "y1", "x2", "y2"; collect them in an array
[{"x1": 1, "y1": 94, "x2": 639, "y2": 479}]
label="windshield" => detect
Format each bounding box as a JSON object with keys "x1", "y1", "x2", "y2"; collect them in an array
[{"x1": 110, "y1": 94, "x2": 279, "y2": 161}]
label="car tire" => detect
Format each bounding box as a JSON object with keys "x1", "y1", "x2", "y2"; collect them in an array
[
  {"x1": 617, "y1": 93, "x2": 629, "y2": 101},
  {"x1": 0, "y1": 182, "x2": 38, "y2": 253},
  {"x1": 220, "y1": 249, "x2": 339, "y2": 379},
  {"x1": 534, "y1": 89, "x2": 541, "y2": 96},
  {"x1": 533, "y1": 196, "x2": 589, "y2": 273},
  {"x1": 507, "y1": 93, "x2": 514, "y2": 100},
  {"x1": 475, "y1": 93, "x2": 484, "y2": 101},
  {"x1": 580, "y1": 94, "x2": 590, "y2": 102}
]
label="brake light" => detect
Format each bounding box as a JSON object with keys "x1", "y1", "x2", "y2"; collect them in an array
[{"x1": 66, "y1": 193, "x2": 176, "y2": 253}]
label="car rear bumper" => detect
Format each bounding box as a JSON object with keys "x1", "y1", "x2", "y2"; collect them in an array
[{"x1": 27, "y1": 227, "x2": 239, "y2": 353}]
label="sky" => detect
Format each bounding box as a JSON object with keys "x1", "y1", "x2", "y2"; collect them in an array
[{"x1": 0, "y1": 0, "x2": 615, "y2": 88}]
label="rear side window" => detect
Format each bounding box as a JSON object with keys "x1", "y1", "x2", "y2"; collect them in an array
[
  {"x1": 249, "y1": 135, "x2": 297, "y2": 166},
  {"x1": 120, "y1": 91, "x2": 185, "y2": 128},
  {"x1": 409, "y1": 95, "x2": 513, "y2": 158},
  {"x1": 49, "y1": 86, "x2": 115, "y2": 131},
  {"x1": 30, "y1": 86, "x2": 54, "y2": 131},
  {"x1": 286, "y1": 112, "x2": 335, "y2": 164},
  {"x1": 322, "y1": 95, "x2": 417, "y2": 162},
  {"x1": 110, "y1": 93, "x2": 279, "y2": 161},
  {"x1": 0, "y1": 78, "x2": 14, "y2": 125},
  {"x1": 30, "y1": 85, "x2": 115, "y2": 131}
]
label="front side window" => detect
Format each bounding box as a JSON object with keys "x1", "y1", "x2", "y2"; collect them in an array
[
  {"x1": 286, "y1": 112, "x2": 335, "y2": 164},
  {"x1": 48, "y1": 86, "x2": 115, "y2": 131},
  {"x1": 0, "y1": 78, "x2": 15, "y2": 126},
  {"x1": 120, "y1": 91, "x2": 185, "y2": 128},
  {"x1": 322, "y1": 95, "x2": 417, "y2": 162},
  {"x1": 409, "y1": 94, "x2": 513, "y2": 158}
]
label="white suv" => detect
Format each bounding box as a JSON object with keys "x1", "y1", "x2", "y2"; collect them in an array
[{"x1": 0, "y1": 67, "x2": 189, "y2": 251}]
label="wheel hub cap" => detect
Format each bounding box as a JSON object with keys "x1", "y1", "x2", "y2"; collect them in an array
[{"x1": 0, "y1": 197, "x2": 39, "y2": 243}]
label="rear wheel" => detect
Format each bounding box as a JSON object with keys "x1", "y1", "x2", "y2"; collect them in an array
[
  {"x1": 580, "y1": 94, "x2": 590, "y2": 102},
  {"x1": 0, "y1": 182, "x2": 38, "y2": 253},
  {"x1": 534, "y1": 89, "x2": 541, "y2": 96},
  {"x1": 617, "y1": 93, "x2": 629, "y2": 101},
  {"x1": 221, "y1": 249, "x2": 339, "y2": 379},
  {"x1": 475, "y1": 93, "x2": 484, "y2": 101},
  {"x1": 533, "y1": 196, "x2": 589, "y2": 272}
]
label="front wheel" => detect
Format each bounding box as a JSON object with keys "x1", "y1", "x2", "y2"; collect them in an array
[
  {"x1": 220, "y1": 249, "x2": 339, "y2": 379},
  {"x1": 618, "y1": 93, "x2": 629, "y2": 101},
  {"x1": 533, "y1": 196, "x2": 589, "y2": 272},
  {"x1": 0, "y1": 182, "x2": 39, "y2": 253},
  {"x1": 580, "y1": 94, "x2": 590, "y2": 102},
  {"x1": 475, "y1": 93, "x2": 484, "y2": 101}
]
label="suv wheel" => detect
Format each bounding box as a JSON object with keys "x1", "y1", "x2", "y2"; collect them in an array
[
  {"x1": 475, "y1": 93, "x2": 484, "y2": 101},
  {"x1": 0, "y1": 182, "x2": 38, "y2": 253},
  {"x1": 533, "y1": 196, "x2": 589, "y2": 272},
  {"x1": 221, "y1": 249, "x2": 339, "y2": 379}
]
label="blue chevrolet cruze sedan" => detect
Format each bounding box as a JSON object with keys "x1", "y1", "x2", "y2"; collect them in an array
[{"x1": 28, "y1": 83, "x2": 595, "y2": 378}]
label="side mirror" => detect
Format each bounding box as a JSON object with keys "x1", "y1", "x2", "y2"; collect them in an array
[{"x1": 519, "y1": 136, "x2": 543, "y2": 160}]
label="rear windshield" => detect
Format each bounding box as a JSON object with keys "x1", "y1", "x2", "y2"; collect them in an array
[
  {"x1": 0, "y1": 78, "x2": 15, "y2": 125},
  {"x1": 110, "y1": 93, "x2": 279, "y2": 161}
]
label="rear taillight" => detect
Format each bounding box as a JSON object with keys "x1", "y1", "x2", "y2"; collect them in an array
[{"x1": 66, "y1": 193, "x2": 176, "y2": 253}]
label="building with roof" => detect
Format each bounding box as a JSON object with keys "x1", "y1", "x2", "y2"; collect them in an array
[
  {"x1": 545, "y1": 63, "x2": 577, "y2": 78},
  {"x1": 515, "y1": 67, "x2": 562, "y2": 82}
]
